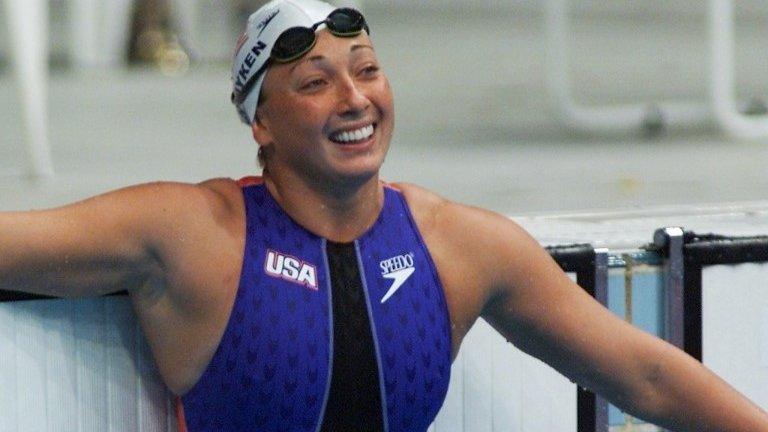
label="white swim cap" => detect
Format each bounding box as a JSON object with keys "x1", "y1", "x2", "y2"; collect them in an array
[{"x1": 231, "y1": 0, "x2": 336, "y2": 125}]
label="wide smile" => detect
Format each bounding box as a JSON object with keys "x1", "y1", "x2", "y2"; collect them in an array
[{"x1": 328, "y1": 123, "x2": 377, "y2": 146}]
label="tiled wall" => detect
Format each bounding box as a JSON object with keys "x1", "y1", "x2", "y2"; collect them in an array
[{"x1": 0, "y1": 297, "x2": 176, "y2": 432}]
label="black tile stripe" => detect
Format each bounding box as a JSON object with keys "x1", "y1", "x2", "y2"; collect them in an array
[{"x1": 547, "y1": 244, "x2": 602, "y2": 432}]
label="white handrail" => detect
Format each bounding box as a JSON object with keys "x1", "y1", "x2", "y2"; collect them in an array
[
  {"x1": 710, "y1": 0, "x2": 768, "y2": 139},
  {"x1": 545, "y1": 0, "x2": 768, "y2": 139}
]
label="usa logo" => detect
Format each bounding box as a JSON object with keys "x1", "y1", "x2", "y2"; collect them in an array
[
  {"x1": 379, "y1": 252, "x2": 415, "y2": 303},
  {"x1": 264, "y1": 249, "x2": 318, "y2": 290}
]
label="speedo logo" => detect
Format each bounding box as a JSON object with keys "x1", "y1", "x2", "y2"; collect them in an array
[
  {"x1": 255, "y1": 9, "x2": 280, "y2": 37},
  {"x1": 379, "y1": 253, "x2": 415, "y2": 303},
  {"x1": 264, "y1": 249, "x2": 318, "y2": 290}
]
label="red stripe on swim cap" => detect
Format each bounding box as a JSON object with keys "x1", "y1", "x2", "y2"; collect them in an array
[{"x1": 233, "y1": 32, "x2": 249, "y2": 59}]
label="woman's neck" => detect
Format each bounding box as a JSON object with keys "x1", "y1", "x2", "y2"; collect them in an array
[{"x1": 262, "y1": 169, "x2": 384, "y2": 243}]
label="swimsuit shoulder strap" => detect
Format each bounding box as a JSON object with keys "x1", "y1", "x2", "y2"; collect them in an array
[{"x1": 236, "y1": 176, "x2": 264, "y2": 188}]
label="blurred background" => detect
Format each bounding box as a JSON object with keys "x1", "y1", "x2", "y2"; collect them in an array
[
  {"x1": 2, "y1": 3, "x2": 768, "y2": 432},
  {"x1": 2, "y1": 0, "x2": 768, "y2": 215}
]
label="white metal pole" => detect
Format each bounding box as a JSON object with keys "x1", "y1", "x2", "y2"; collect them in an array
[
  {"x1": 6, "y1": 0, "x2": 55, "y2": 178},
  {"x1": 70, "y1": 0, "x2": 100, "y2": 67},
  {"x1": 710, "y1": 0, "x2": 768, "y2": 139},
  {"x1": 710, "y1": 0, "x2": 738, "y2": 123}
]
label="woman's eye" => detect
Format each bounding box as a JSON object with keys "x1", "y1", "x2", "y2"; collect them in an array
[
  {"x1": 302, "y1": 79, "x2": 325, "y2": 90},
  {"x1": 360, "y1": 65, "x2": 379, "y2": 76}
]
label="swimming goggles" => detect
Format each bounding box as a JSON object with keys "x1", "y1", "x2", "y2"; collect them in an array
[{"x1": 232, "y1": 7, "x2": 370, "y2": 106}]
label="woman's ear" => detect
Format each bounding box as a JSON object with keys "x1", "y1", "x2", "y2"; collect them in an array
[{"x1": 251, "y1": 110, "x2": 273, "y2": 146}]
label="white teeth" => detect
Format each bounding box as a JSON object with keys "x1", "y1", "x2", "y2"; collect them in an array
[{"x1": 331, "y1": 124, "x2": 374, "y2": 143}]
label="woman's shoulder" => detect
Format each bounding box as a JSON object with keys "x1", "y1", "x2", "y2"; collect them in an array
[
  {"x1": 197, "y1": 177, "x2": 247, "y2": 208},
  {"x1": 116, "y1": 177, "x2": 246, "y2": 234},
  {"x1": 386, "y1": 182, "x2": 447, "y2": 216},
  {"x1": 387, "y1": 181, "x2": 491, "y2": 229},
  {"x1": 387, "y1": 181, "x2": 534, "y2": 254}
]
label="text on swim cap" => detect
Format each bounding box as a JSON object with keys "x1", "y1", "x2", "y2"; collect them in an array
[
  {"x1": 235, "y1": 40, "x2": 268, "y2": 95},
  {"x1": 256, "y1": 9, "x2": 280, "y2": 38}
]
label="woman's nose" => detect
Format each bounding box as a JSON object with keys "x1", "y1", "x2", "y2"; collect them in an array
[{"x1": 336, "y1": 77, "x2": 370, "y2": 118}]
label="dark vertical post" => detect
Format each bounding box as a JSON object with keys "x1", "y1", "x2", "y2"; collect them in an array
[
  {"x1": 683, "y1": 263, "x2": 703, "y2": 361},
  {"x1": 591, "y1": 248, "x2": 609, "y2": 432},
  {"x1": 546, "y1": 244, "x2": 604, "y2": 432},
  {"x1": 653, "y1": 227, "x2": 685, "y2": 350},
  {"x1": 576, "y1": 251, "x2": 596, "y2": 432}
]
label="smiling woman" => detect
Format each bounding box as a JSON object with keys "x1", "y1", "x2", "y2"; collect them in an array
[{"x1": 1, "y1": 0, "x2": 768, "y2": 431}]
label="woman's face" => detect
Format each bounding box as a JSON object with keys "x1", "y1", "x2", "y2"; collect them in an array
[{"x1": 253, "y1": 29, "x2": 394, "y2": 187}]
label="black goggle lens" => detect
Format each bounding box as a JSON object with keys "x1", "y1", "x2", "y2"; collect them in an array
[
  {"x1": 271, "y1": 27, "x2": 317, "y2": 63},
  {"x1": 325, "y1": 8, "x2": 369, "y2": 36}
]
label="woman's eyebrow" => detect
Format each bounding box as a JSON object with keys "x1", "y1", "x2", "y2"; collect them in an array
[
  {"x1": 289, "y1": 44, "x2": 376, "y2": 72},
  {"x1": 290, "y1": 55, "x2": 324, "y2": 73},
  {"x1": 351, "y1": 44, "x2": 374, "y2": 52}
]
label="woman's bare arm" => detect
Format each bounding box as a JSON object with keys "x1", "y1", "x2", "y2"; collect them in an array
[
  {"x1": 472, "y1": 208, "x2": 768, "y2": 431},
  {"x1": 0, "y1": 180, "x2": 233, "y2": 299}
]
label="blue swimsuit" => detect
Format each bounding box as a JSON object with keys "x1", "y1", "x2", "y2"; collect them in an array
[{"x1": 179, "y1": 178, "x2": 452, "y2": 431}]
